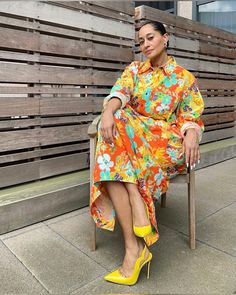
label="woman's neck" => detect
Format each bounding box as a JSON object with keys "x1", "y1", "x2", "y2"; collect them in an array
[{"x1": 150, "y1": 51, "x2": 168, "y2": 68}]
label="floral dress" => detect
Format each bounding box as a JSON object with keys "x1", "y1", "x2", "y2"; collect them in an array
[{"x1": 90, "y1": 55, "x2": 204, "y2": 246}]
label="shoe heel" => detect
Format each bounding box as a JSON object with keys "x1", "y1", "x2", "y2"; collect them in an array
[{"x1": 147, "y1": 260, "x2": 151, "y2": 279}]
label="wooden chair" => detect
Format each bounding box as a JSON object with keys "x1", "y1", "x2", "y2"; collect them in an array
[{"x1": 88, "y1": 115, "x2": 196, "y2": 251}]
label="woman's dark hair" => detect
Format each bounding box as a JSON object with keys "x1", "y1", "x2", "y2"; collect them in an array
[{"x1": 137, "y1": 20, "x2": 169, "y2": 49}]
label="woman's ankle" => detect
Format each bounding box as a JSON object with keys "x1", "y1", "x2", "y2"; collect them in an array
[{"x1": 124, "y1": 240, "x2": 139, "y2": 253}]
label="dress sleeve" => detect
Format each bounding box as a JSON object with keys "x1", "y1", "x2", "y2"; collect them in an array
[
  {"x1": 103, "y1": 61, "x2": 138, "y2": 109},
  {"x1": 176, "y1": 73, "x2": 205, "y2": 142}
]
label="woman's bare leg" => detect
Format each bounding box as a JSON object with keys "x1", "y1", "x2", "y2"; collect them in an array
[
  {"x1": 124, "y1": 182, "x2": 150, "y2": 228},
  {"x1": 102, "y1": 181, "x2": 146, "y2": 277}
]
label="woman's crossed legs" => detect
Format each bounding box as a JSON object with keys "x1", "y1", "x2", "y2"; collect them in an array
[{"x1": 102, "y1": 181, "x2": 150, "y2": 277}]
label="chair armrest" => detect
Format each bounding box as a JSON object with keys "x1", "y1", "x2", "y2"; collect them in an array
[{"x1": 88, "y1": 115, "x2": 101, "y2": 138}]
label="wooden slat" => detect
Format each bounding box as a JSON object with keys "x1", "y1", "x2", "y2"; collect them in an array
[
  {"x1": 205, "y1": 122, "x2": 234, "y2": 131},
  {"x1": 200, "y1": 42, "x2": 236, "y2": 59},
  {"x1": 201, "y1": 128, "x2": 235, "y2": 144},
  {"x1": 166, "y1": 49, "x2": 235, "y2": 65},
  {"x1": 0, "y1": 63, "x2": 121, "y2": 85},
  {"x1": 0, "y1": 50, "x2": 39, "y2": 63},
  {"x1": 0, "y1": 142, "x2": 89, "y2": 164},
  {"x1": 39, "y1": 66, "x2": 119, "y2": 85},
  {"x1": 203, "y1": 112, "x2": 235, "y2": 125},
  {"x1": 40, "y1": 152, "x2": 89, "y2": 178},
  {"x1": 40, "y1": 97, "x2": 102, "y2": 115},
  {"x1": 0, "y1": 161, "x2": 40, "y2": 188},
  {"x1": 0, "y1": 97, "x2": 39, "y2": 117},
  {"x1": 0, "y1": 129, "x2": 40, "y2": 151},
  {"x1": 0, "y1": 27, "x2": 39, "y2": 51},
  {"x1": 199, "y1": 79, "x2": 236, "y2": 90},
  {"x1": 203, "y1": 106, "x2": 235, "y2": 113},
  {"x1": 0, "y1": 114, "x2": 96, "y2": 129},
  {"x1": 85, "y1": 1, "x2": 134, "y2": 15},
  {"x1": 38, "y1": 23, "x2": 133, "y2": 47},
  {"x1": 39, "y1": 55, "x2": 126, "y2": 70},
  {"x1": 0, "y1": 86, "x2": 110, "y2": 95},
  {"x1": 0, "y1": 15, "x2": 38, "y2": 30},
  {"x1": 40, "y1": 125, "x2": 90, "y2": 146},
  {"x1": 0, "y1": 63, "x2": 40, "y2": 83},
  {"x1": 39, "y1": 35, "x2": 133, "y2": 61},
  {"x1": 175, "y1": 57, "x2": 236, "y2": 75},
  {"x1": 51, "y1": 1, "x2": 134, "y2": 23},
  {"x1": 170, "y1": 36, "x2": 199, "y2": 52},
  {"x1": 167, "y1": 24, "x2": 235, "y2": 49}
]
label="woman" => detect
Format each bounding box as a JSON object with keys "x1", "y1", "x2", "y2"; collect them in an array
[{"x1": 90, "y1": 20, "x2": 204, "y2": 285}]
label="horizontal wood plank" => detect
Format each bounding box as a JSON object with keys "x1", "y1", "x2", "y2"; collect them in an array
[
  {"x1": 39, "y1": 35, "x2": 133, "y2": 61},
  {"x1": 0, "y1": 162, "x2": 40, "y2": 188},
  {"x1": 0, "y1": 97, "x2": 40, "y2": 117},
  {"x1": 0, "y1": 87, "x2": 110, "y2": 95},
  {"x1": 40, "y1": 125, "x2": 90, "y2": 146},
  {"x1": 40, "y1": 152, "x2": 89, "y2": 178},
  {"x1": 85, "y1": 1, "x2": 134, "y2": 15},
  {"x1": 40, "y1": 97, "x2": 103, "y2": 115},
  {"x1": 0, "y1": 129, "x2": 40, "y2": 151},
  {"x1": 0, "y1": 142, "x2": 89, "y2": 164},
  {"x1": 52, "y1": 1, "x2": 134, "y2": 23},
  {"x1": 201, "y1": 127, "x2": 235, "y2": 144}
]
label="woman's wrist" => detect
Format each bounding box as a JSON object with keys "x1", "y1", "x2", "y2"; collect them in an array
[
  {"x1": 184, "y1": 128, "x2": 198, "y2": 136},
  {"x1": 102, "y1": 97, "x2": 122, "y2": 115}
]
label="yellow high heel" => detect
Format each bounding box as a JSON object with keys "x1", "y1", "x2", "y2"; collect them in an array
[
  {"x1": 133, "y1": 203, "x2": 152, "y2": 237},
  {"x1": 104, "y1": 245, "x2": 152, "y2": 285}
]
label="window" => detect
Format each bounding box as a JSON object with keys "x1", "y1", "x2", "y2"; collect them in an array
[{"x1": 194, "y1": 0, "x2": 236, "y2": 33}]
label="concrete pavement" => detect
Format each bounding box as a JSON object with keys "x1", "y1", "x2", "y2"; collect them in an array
[{"x1": 0, "y1": 158, "x2": 236, "y2": 294}]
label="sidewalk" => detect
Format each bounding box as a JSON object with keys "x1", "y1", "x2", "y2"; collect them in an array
[{"x1": 0, "y1": 158, "x2": 235, "y2": 294}]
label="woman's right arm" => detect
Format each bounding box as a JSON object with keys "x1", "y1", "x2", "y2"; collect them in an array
[
  {"x1": 100, "y1": 61, "x2": 138, "y2": 144},
  {"x1": 100, "y1": 97, "x2": 121, "y2": 145}
]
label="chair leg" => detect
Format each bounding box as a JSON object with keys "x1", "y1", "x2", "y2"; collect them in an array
[
  {"x1": 90, "y1": 136, "x2": 97, "y2": 251},
  {"x1": 188, "y1": 169, "x2": 196, "y2": 249},
  {"x1": 91, "y1": 220, "x2": 97, "y2": 251},
  {"x1": 161, "y1": 193, "x2": 167, "y2": 208}
]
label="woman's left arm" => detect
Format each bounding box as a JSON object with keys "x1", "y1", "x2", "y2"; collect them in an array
[{"x1": 176, "y1": 74, "x2": 205, "y2": 169}]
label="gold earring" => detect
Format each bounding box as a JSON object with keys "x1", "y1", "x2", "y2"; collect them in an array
[{"x1": 164, "y1": 42, "x2": 167, "y2": 48}]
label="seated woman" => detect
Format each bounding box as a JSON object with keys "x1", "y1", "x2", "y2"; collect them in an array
[{"x1": 90, "y1": 20, "x2": 204, "y2": 286}]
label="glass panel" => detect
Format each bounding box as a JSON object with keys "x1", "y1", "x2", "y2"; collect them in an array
[{"x1": 197, "y1": 0, "x2": 236, "y2": 33}]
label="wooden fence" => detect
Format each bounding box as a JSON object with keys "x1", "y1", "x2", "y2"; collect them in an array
[
  {"x1": 135, "y1": 5, "x2": 236, "y2": 145},
  {"x1": 0, "y1": 2, "x2": 235, "y2": 189},
  {"x1": 0, "y1": 0, "x2": 134, "y2": 188}
]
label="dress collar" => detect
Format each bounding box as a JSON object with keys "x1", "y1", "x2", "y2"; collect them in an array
[{"x1": 138, "y1": 55, "x2": 177, "y2": 76}]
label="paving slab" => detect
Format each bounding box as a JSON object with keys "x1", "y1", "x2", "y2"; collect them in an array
[
  {"x1": 43, "y1": 206, "x2": 89, "y2": 225},
  {"x1": 129, "y1": 224, "x2": 236, "y2": 294},
  {"x1": 3, "y1": 224, "x2": 106, "y2": 294},
  {"x1": 0, "y1": 221, "x2": 44, "y2": 241},
  {"x1": 197, "y1": 157, "x2": 236, "y2": 186},
  {"x1": 0, "y1": 240, "x2": 47, "y2": 294},
  {"x1": 197, "y1": 202, "x2": 236, "y2": 257},
  {"x1": 157, "y1": 159, "x2": 236, "y2": 234},
  {"x1": 46, "y1": 210, "x2": 125, "y2": 271}
]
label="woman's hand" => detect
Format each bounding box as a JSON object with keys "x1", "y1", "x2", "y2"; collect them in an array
[
  {"x1": 182, "y1": 128, "x2": 200, "y2": 169},
  {"x1": 100, "y1": 109, "x2": 117, "y2": 145}
]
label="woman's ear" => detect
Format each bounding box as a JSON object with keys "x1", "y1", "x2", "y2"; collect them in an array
[{"x1": 163, "y1": 33, "x2": 169, "y2": 44}]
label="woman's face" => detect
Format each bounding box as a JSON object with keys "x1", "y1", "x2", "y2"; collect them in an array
[{"x1": 138, "y1": 24, "x2": 168, "y2": 59}]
